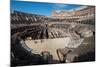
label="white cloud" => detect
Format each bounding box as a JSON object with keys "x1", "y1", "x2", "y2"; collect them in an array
[{"x1": 52, "y1": 4, "x2": 68, "y2": 10}]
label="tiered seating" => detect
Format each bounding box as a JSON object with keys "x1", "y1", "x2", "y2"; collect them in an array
[{"x1": 11, "y1": 11, "x2": 49, "y2": 24}]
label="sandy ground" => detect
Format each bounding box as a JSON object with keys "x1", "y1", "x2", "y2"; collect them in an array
[{"x1": 25, "y1": 37, "x2": 71, "y2": 60}]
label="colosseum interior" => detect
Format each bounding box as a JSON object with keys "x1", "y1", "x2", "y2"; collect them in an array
[{"x1": 11, "y1": 5, "x2": 95, "y2": 66}]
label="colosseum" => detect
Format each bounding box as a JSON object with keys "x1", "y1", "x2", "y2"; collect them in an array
[{"x1": 11, "y1": 3, "x2": 95, "y2": 66}]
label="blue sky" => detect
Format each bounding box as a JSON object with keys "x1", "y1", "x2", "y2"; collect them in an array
[{"x1": 11, "y1": 0, "x2": 82, "y2": 16}]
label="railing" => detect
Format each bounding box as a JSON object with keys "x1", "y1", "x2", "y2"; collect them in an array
[{"x1": 20, "y1": 40, "x2": 33, "y2": 52}]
